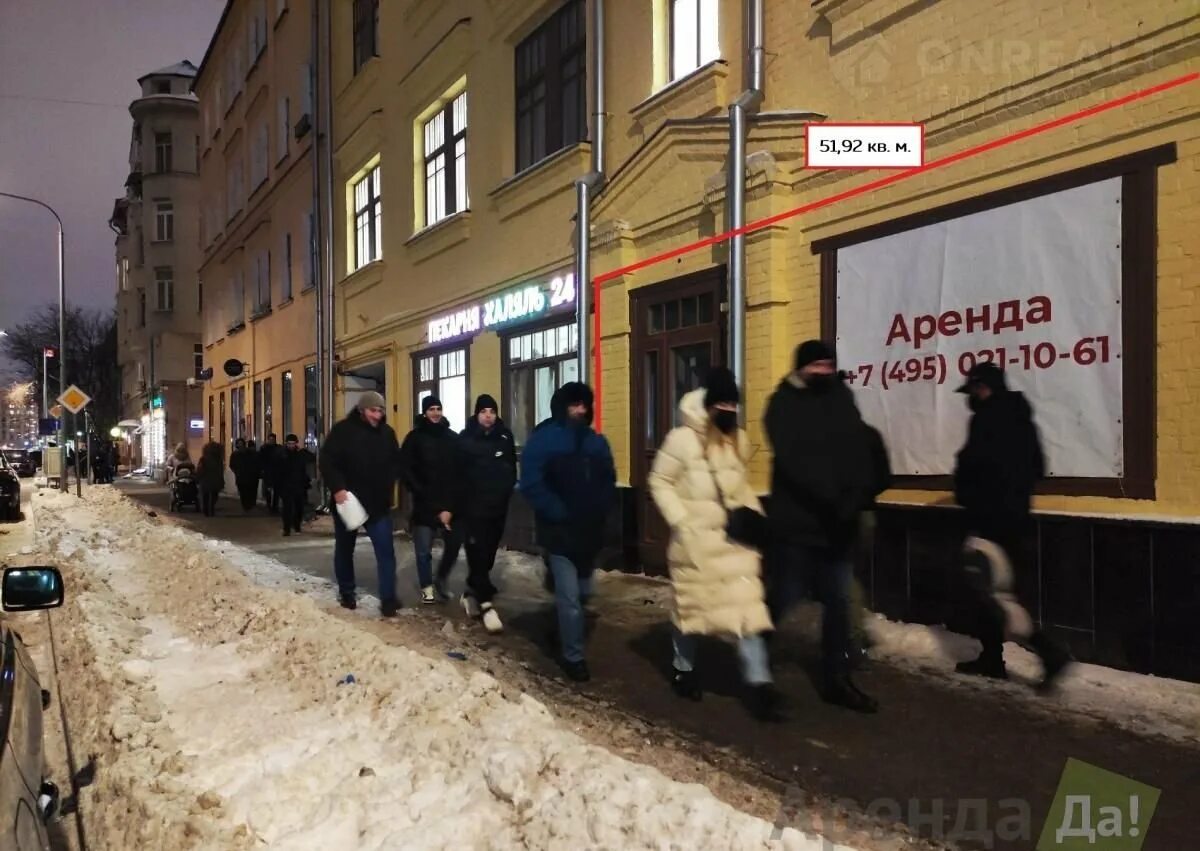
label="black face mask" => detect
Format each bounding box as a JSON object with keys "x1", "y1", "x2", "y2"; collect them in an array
[
  {"x1": 968, "y1": 395, "x2": 983, "y2": 412},
  {"x1": 712, "y1": 409, "x2": 738, "y2": 434},
  {"x1": 806, "y1": 373, "x2": 835, "y2": 393}
]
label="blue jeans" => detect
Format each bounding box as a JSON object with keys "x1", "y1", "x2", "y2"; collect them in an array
[
  {"x1": 770, "y1": 544, "x2": 854, "y2": 680},
  {"x1": 672, "y1": 626, "x2": 772, "y2": 685},
  {"x1": 412, "y1": 525, "x2": 461, "y2": 589},
  {"x1": 548, "y1": 554, "x2": 593, "y2": 663},
  {"x1": 334, "y1": 513, "x2": 397, "y2": 604}
]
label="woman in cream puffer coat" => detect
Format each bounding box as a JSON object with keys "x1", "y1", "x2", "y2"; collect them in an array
[{"x1": 649, "y1": 369, "x2": 782, "y2": 719}]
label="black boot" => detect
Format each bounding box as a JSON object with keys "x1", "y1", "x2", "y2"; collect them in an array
[
  {"x1": 339, "y1": 593, "x2": 357, "y2": 611},
  {"x1": 557, "y1": 658, "x2": 590, "y2": 683},
  {"x1": 1030, "y1": 632, "x2": 1072, "y2": 694},
  {"x1": 380, "y1": 598, "x2": 402, "y2": 617},
  {"x1": 823, "y1": 675, "x2": 879, "y2": 713},
  {"x1": 955, "y1": 655, "x2": 1008, "y2": 680},
  {"x1": 744, "y1": 683, "x2": 787, "y2": 722},
  {"x1": 671, "y1": 669, "x2": 702, "y2": 701}
]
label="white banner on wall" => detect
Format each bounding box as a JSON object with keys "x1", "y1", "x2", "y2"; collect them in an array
[{"x1": 835, "y1": 177, "x2": 1123, "y2": 478}]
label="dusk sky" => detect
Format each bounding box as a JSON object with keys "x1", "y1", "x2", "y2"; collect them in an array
[{"x1": 0, "y1": 0, "x2": 225, "y2": 331}]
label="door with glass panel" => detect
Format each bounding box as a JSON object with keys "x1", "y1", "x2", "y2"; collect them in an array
[
  {"x1": 503, "y1": 321, "x2": 579, "y2": 446},
  {"x1": 630, "y1": 269, "x2": 725, "y2": 573},
  {"x1": 413, "y1": 347, "x2": 469, "y2": 431}
]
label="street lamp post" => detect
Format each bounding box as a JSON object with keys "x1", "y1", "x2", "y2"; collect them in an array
[{"x1": 0, "y1": 191, "x2": 67, "y2": 491}]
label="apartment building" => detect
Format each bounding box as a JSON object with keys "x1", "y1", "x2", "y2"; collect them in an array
[
  {"x1": 110, "y1": 61, "x2": 205, "y2": 470},
  {"x1": 193, "y1": 0, "x2": 319, "y2": 456},
  {"x1": 0, "y1": 398, "x2": 37, "y2": 449},
  {"x1": 331, "y1": 1, "x2": 1200, "y2": 679}
]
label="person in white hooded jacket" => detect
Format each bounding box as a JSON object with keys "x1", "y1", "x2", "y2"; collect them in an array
[{"x1": 649, "y1": 367, "x2": 784, "y2": 721}]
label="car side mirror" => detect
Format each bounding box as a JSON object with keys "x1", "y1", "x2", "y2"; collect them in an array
[{"x1": 2, "y1": 567, "x2": 65, "y2": 612}]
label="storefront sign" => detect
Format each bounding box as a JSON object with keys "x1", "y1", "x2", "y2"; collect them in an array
[
  {"x1": 428, "y1": 272, "x2": 576, "y2": 345},
  {"x1": 188, "y1": 418, "x2": 205, "y2": 431}
]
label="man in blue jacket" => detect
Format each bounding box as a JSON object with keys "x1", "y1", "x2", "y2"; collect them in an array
[{"x1": 520, "y1": 382, "x2": 616, "y2": 682}]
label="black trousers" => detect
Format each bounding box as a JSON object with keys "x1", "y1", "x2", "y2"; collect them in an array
[
  {"x1": 236, "y1": 479, "x2": 258, "y2": 510},
  {"x1": 262, "y1": 479, "x2": 280, "y2": 512},
  {"x1": 463, "y1": 515, "x2": 506, "y2": 604},
  {"x1": 200, "y1": 487, "x2": 219, "y2": 516},
  {"x1": 280, "y1": 488, "x2": 306, "y2": 533}
]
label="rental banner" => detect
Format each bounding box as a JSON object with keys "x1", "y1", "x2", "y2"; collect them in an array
[{"x1": 835, "y1": 177, "x2": 1123, "y2": 478}]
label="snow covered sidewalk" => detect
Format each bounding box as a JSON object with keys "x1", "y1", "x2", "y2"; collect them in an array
[{"x1": 33, "y1": 487, "x2": 862, "y2": 850}]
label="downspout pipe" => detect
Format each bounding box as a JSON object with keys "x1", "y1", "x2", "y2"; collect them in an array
[
  {"x1": 310, "y1": 0, "x2": 324, "y2": 458},
  {"x1": 575, "y1": 0, "x2": 605, "y2": 388},
  {"x1": 321, "y1": 0, "x2": 336, "y2": 439},
  {"x1": 727, "y1": 0, "x2": 765, "y2": 395}
]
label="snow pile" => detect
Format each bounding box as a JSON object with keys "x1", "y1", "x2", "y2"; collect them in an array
[{"x1": 34, "y1": 487, "x2": 857, "y2": 851}]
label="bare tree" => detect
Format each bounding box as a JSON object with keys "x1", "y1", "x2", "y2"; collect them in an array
[{"x1": 0, "y1": 305, "x2": 120, "y2": 429}]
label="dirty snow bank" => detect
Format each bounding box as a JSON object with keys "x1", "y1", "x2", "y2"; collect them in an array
[{"x1": 35, "y1": 487, "x2": 858, "y2": 851}]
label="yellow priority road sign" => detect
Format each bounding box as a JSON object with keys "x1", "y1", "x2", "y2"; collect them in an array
[{"x1": 57, "y1": 385, "x2": 92, "y2": 415}]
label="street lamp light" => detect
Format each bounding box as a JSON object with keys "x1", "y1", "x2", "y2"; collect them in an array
[{"x1": 0, "y1": 191, "x2": 67, "y2": 492}]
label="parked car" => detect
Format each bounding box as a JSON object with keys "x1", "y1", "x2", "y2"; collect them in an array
[
  {"x1": 0, "y1": 566, "x2": 65, "y2": 851},
  {"x1": 1, "y1": 451, "x2": 36, "y2": 479},
  {"x1": 0, "y1": 455, "x2": 20, "y2": 522}
]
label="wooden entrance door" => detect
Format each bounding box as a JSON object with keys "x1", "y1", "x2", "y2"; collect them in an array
[{"x1": 630, "y1": 268, "x2": 726, "y2": 573}]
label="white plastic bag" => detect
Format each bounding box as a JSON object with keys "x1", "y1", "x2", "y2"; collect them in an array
[{"x1": 335, "y1": 491, "x2": 368, "y2": 531}]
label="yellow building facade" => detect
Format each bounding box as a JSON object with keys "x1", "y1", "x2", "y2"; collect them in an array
[
  {"x1": 333, "y1": 1, "x2": 1198, "y2": 675},
  {"x1": 194, "y1": 0, "x2": 319, "y2": 457}
]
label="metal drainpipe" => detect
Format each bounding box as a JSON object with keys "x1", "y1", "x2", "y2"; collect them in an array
[
  {"x1": 575, "y1": 0, "x2": 605, "y2": 385},
  {"x1": 321, "y1": 0, "x2": 336, "y2": 435},
  {"x1": 727, "y1": 0, "x2": 764, "y2": 394},
  {"x1": 310, "y1": 0, "x2": 324, "y2": 457}
]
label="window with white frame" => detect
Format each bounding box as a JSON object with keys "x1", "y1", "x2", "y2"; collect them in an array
[
  {"x1": 253, "y1": 250, "x2": 271, "y2": 311},
  {"x1": 422, "y1": 91, "x2": 467, "y2": 228},
  {"x1": 670, "y1": 0, "x2": 720, "y2": 81},
  {"x1": 120, "y1": 257, "x2": 130, "y2": 291},
  {"x1": 154, "y1": 132, "x2": 173, "y2": 172},
  {"x1": 226, "y1": 157, "x2": 244, "y2": 221},
  {"x1": 277, "y1": 95, "x2": 289, "y2": 161},
  {"x1": 248, "y1": 0, "x2": 267, "y2": 64},
  {"x1": 194, "y1": 343, "x2": 204, "y2": 380},
  {"x1": 413, "y1": 348, "x2": 468, "y2": 431},
  {"x1": 154, "y1": 200, "x2": 174, "y2": 242},
  {"x1": 250, "y1": 121, "x2": 270, "y2": 189},
  {"x1": 353, "y1": 163, "x2": 382, "y2": 269},
  {"x1": 281, "y1": 231, "x2": 293, "y2": 300},
  {"x1": 155, "y1": 267, "x2": 174, "y2": 312},
  {"x1": 302, "y1": 213, "x2": 314, "y2": 286},
  {"x1": 505, "y1": 323, "x2": 579, "y2": 443},
  {"x1": 353, "y1": 0, "x2": 379, "y2": 74},
  {"x1": 230, "y1": 272, "x2": 245, "y2": 327}
]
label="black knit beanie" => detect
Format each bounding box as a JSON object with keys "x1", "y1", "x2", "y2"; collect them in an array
[
  {"x1": 703, "y1": 367, "x2": 740, "y2": 407},
  {"x1": 422, "y1": 395, "x2": 442, "y2": 414},
  {"x1": 795, "y1": 339, "x2": 835, "y2": 370},
  {"x1": 474, "y1": 393, "x2": 499, "y2": 415}
]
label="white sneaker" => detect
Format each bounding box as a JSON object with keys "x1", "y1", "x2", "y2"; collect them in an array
[
  {"x1": 461, "y1": 592, "x2": 481, "y2": 618},
  {"x1": 421, "y1": 586, "x2": 437, "y2": 605},
  {"x1": 481, "y1": 603, "x2": 503, "y2": 634}
]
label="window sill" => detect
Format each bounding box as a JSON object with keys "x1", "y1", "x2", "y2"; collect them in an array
[
  {"x1": 406, "y1": 211, "x2": 471, "y2": 265},
  {"x1": 630, "y1": 60, "x2": 730, "y2": 128},
  {"x1": 300, "y1": 281, "x2": 316, "y2": 293},
  {"x1": 490, "y1": 143, "x2": 592, "y2": 222},
  {"x1": 227, "y1": 321, "x2": 247, "y2": 335},
  {"x1": 150, "y1": 239, "x2": 174, "y2": 246},
  {"x1": 223, "y1": 90, "x2": 242, "y2": 119},
  {"x1": 251, "y1": 305, "x2": 273, "y2": 322},
  {"x1": 275, "y1": 296, "x2": 295, "y2": 310},
  {"x1": 245, "y1": 49, "x2": 266, "y2": 82}
]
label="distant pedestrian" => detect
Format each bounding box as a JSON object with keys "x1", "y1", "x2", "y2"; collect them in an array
[
  {"x1": 229, "y1": 438, "x2": 261, "y2": 511},
  {"x1": 259, "y1": 433, "x2": 284, "y2": 512},
  {"x1": 953, "y1": 361, "x2": 1070, "y2": 691},
  {"x1": 764, "y1": 341, "x2": 879, "y2": 713},
  {"x1": 196, "y1": 441, "x2": 225, "y2": 517},
  {"x1": 399, "y1": 396, "x2": 461, "y2": 605},
  {"x1": 277, "y1": 433, "x2": 314, "y2": 536},
  {"x1": 520, "y1": 382, "x2": 616, "y2": 683},
  {"x1": 649, "y1": 368, "x2": 783, "y2": 721},
  {"x1": 454, "y1": 394, "x2": 517, "y2": 633},
  {"x1": 319, "y1": 391, "x2": 403, "y2": 615}
]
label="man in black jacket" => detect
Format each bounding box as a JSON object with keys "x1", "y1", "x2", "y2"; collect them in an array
[
  {"x1": 277, "y1": 433, "x2": 314, "y2": 536},
  {"x1": 259, "y1": 434, "x2": 284, "y2": 513},
  {"x1": 764, "y1": 340, "x2": 878, "y2": 713},
  {"x1": 454, "y1": 394, "x2": 517, "y2": 633},
  {"x1": 319, "y1": 391, "x2": 403, "y2": 615},
  {"x1": 953, "y1": 361, "x2": 1070, "y2": 691},
  {"x1": 399, "y1": 395, "x2": 461, "y2": 605}
]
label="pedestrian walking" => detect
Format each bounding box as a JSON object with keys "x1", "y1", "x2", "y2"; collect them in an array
[
  {"x1": 520, "y1": 382, "x2": 616, "y2": 683},
  {"x1": 648, "y1": 368, "x2": 784, "y2": 721},
  {"x1": 398, "y1": 396, "x2": 461, "y2": 605},
  {"x1": 259, "y1": 433, "x2": 284, "y2": 513},
  {"x1": 318, "y1": 391, "x2": 403, "y2": 615},
  {"x1": 454, "y1": 394, "x2": 517, "y2": 633},
  {"x1": 165, "y1": 443, "x2": 191, "y2": 480},
  {"x1": 196, "y1": 441, "x2": 225, "y2": 517},
  {"x1": 764, "y1": 340, "x2": 879, "y2": 713},
  {"x1": 277, "y1": 433, "x2": 314, "y2": 536},
  {"x1": 229, "y1": 438, "x2": 261, "y2": 511},
  {"x1": 953, "y1": 361, "x2": 1071, "y2": 691}
]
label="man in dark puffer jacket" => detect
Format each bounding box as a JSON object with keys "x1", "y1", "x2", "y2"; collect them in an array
[
  {"x1": 453, "y1": 394, "x2": 517, "y2": 633},
  {"x1": 399, "y1": 395, "x2": 461, "y2": 604}
]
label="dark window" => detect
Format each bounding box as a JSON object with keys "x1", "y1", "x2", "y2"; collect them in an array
[
  {"x1": 515, "y1": 0, "x2": 586, "y2": 172},
  {"x1": 138, "y1": 290, "x2": 146, "y2": 327},
  {"x1": 253, "y1": 380, "x2": 263, "y2": 442},
  {"x1": 219, "y1": 391, "x2": 226, "y2": 447},
  {"x1": 154, "y1": 132, "x2": 173, "y2": 172},
  {"x1": 208, "y1": 394, "x2": 215, "y2": 441},
  {"x1": 503, "y1": 322, "x2": 578, "y2": 445},
  {"x1": 281, "y1": 370, "x2": 293, "y2": 437},
  {"x1": 303, "y1": 363, "x2": 317, "y2": 448},
  {"x1": 264, "y1": 376, "x2": 273, "y2": 438},
  {"x1": 423, "y1": 92, "x2": 467, "y2": 227},
  {"x1": 155, "y1": 80, "x2": 171, "y2": 94},
  {"x1": 352, "y1": 0, "x2": 379, "y2": 74},
  {"x1": 194, "y1": 344, "x2": 204, "y2": 380}
]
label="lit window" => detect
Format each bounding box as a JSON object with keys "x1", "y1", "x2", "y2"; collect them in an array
[
  {"x1": 353, "y1": 163, "x2": 382, "y2": 269},
  {"x1": 670, "y1": 0, "x2": 720, "y2": 81},
  {"x1": 423, "y1": 91, "x2": 468, "y2": 227}
]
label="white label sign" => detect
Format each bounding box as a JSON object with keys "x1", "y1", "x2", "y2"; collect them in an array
[
  {"x1": 835, "y1": 177, "x2": 1123, "y2": 478},
  {"x1": 806, "y1": 123, "x2": 924, "y2": 168}
]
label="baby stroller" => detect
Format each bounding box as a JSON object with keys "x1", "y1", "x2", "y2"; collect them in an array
[{"x1": 169, "y1": 467, "x2": 200, "y2": 512}]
